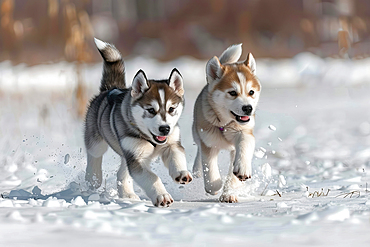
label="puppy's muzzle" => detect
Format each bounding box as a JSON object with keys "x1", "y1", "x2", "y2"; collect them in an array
[
  {"x1": 159, "y1": 125, "x2": 170, "y2": 136},
  {"x1": 242, "y1": 105, "x2": 253, "y2": 115}
]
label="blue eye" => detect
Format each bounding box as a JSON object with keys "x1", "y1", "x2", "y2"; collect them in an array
[
  {"x1": 147, "y1": 108, "x2": 156, "y2": 114},
  {"x1": 169, "y1": 107, "x2": 175, "y2": 113}
]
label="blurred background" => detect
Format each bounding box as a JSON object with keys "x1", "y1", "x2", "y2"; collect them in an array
[{"x1": 1, "y1": 0, "x2": 370, "y2": 64}]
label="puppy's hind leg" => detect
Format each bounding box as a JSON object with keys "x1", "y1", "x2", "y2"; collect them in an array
[
  {"x1": 117, "y1": 157, "x2": 140, "y2": 200},
  {"x1": 85, "y1": 140, "x2": 108, "y2": 189}
]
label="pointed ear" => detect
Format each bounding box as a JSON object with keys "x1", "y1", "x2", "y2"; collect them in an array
[
  {"x1": 219, "y1": 43, "x2": 242, "y2": 64},
  {"x1": 131, "y1": 70, "x2": 149, "y2": 98},
  {"x1": 244, "y1": 53, "x2": 256, "y2": 75},
  {"x1": 168, "y1": 68, "x2": 184, "y2": 96},
  {"x1": 206, "y1": 56, "x2": 224, "y2": 83}
]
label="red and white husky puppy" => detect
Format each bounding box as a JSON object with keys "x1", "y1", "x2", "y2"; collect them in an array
[{"x1": 192, "y1": 44, "x2": 261, "y2": 202}]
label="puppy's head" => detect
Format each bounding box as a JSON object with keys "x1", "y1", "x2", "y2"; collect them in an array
[
  {"x1": 206, "y1": 46, "x2": 261, "y2": 125},
  {"x1": 130, "y1": 69, "x2": 184, "y2": 145}
]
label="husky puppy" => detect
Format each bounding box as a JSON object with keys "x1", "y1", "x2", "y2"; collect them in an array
[
  {"x1": 84, "y1": 38, "x2": 192, "y2": 207},
  {"x1": 192, "y1": 44, "x2": 261, "y2": 203}
]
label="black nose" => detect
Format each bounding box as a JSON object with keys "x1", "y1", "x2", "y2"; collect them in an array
[
  {"x1": 159, "y1": 125, "x2": 170, "y2": 135},
  {"x1": 242, "y1": 105, "x2": 253, "y2": 115}
]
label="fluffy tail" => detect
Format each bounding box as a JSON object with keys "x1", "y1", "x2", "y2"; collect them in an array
[
  {"x1": 218, "y1": 43, "x2": 242, "y2": 65},
  {"x1": 94, "y1": 38, "x2": 126, "y2": 92}
]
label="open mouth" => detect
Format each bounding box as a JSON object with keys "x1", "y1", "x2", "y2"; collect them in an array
[
  {"x1": 151, "y1": 133, "x2": 167, "y2": 144},
  {"x1": 230, "y1": 111, "x2": 250, "y2": 123}
]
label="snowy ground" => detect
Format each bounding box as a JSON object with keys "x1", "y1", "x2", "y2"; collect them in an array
[{"x1": 0, "y1": 55, "x2": 370, "y2": 246}]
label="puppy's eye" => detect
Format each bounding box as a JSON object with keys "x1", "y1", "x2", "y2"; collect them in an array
[
  {"x1": 228, "y1": 91, "x2": 237, "y2": 96},
  {"x1": 147, "y1": 108, "x2": 156, "y2": 114},
  {"x1": 168, "y1": 107, "x2": 175, "y2": 113},
  {"x1": 249, "y1": 90, "x2": 254, "y2": 96}
]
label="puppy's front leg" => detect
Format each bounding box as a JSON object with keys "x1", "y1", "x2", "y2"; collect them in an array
[
  {"x1": 121, "y1": 137, "x2": 173, "y2": 207},
  {"x1": 220, "y1": 150, "x2": 242, "y2": 203},
  {"x1": 233, "y1": 132, "x2": 255, "y2": 181},
  {"x1": 161, "y1": 143, "x2": 193, "y2": 185}
]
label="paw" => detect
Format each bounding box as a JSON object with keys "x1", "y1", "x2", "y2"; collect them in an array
[
  {"x1": 205, "y1": 178, "x2": 223, "y2": 195},
  {"x1": 154, "y1": 193, "x2": 174, "y2": 207},
  {"x1": 233, "y1": 163, "x2": 252, "y2": 181},
  {"x1": 85, "y1": 174, "x2": 102, "y2": 189},
  {"x1": 174, "y1": 171, "x2": 193, "y2": 184},
  {"x1": 219, "y1": 193, "x2": 238, "y2": 203}
]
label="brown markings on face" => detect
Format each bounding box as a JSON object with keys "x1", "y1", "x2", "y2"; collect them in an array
[
  {"x1": 136, "y1": 81, "x2": 183, "y2": 120},
  {"x1": 213, "y1": 64, "x2": 260, "y2": 95}
]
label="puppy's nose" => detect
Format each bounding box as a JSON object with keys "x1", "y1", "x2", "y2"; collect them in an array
[
  {"x1": 159, "y1": 125, "x2": 170, "y2": 135},
  {"x1": 242, "y1": 105, "x2": 253, "y2": 115}
]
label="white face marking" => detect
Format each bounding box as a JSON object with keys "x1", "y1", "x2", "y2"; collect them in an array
[
  {"x1": 132, "y1": 99, "x2": 184, "y2": 143},
  {"x1": 166, "y1": 100, "x2": 173, "y2": 111},
  {"x1": 166, "y1": 103, "x2": 183, "y2": 130},
  {"x1": 131, "y1": 105, "x2": 153, "y2": 138},
  {"x1": 231, "y1": 82, "x2": 241, "y2": 94},
  {"x1": 158, "y1": 89, "x2": 165, "y2": 106},
  {"x1": 150, "y1": 100, "x2": 160, "y2": 112},
  {"x1": 237, "y1": 72, "x2": 246, "y2": 93}
]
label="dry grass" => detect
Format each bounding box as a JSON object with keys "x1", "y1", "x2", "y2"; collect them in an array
[
  {"x1": 336, "y1": 191, "x2": 361, "y2": 198},
  {"x1": 306, "y1": 187, "x2": 330, "y2": 198}
]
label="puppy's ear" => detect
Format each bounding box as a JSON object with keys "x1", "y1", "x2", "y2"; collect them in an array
[
  {"x1": 219, "y1": 43, "x2": 242, "y2": 64},
  {"x1": 206, "y1": 56, "x2": 224, "y2": 83},
  {"x1": 244, "y1": 53, "x2": 256, "y2": 75},
  {"x1": 131, "y1": 70, "x2": 149, "y2": 98},
  {"x1": 168, "y1": 68, "x2": 184, "y2": 96}
]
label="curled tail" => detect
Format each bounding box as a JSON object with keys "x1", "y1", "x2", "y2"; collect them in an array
[{"x1": 94, "y1": 38, "x2": 126, "y2": 92}]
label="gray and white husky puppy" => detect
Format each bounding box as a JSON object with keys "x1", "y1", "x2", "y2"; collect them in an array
[
  {"x1": 192, "y1": 44, "x2": 261, "y2": 203},
  {"x1": 84, "y1": 38, "x2": 192, "y2": 207}
]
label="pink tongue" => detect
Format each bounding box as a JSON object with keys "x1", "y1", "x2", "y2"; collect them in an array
[
  {"x1": 156, "y1": 136, "x2": 167, "y2": 141},
  {"x1": 240, "y1": 116, "x2": 250, "y2": 121}
]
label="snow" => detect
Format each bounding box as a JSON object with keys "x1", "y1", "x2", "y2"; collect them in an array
[{"x1": 1, "y1": 53, "x2": 370, "y2": 246}]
